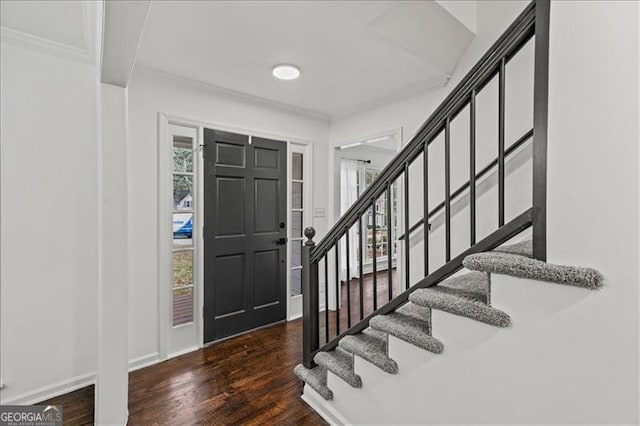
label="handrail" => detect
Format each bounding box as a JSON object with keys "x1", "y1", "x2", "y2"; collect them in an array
[
  {"x1": 398, "y1": 128, "x2": 533, "y2": 241},
  {"x1": 310, "y1": 2, "x2": 535, "y2": 264},
  {"x1": 310, "y1": 208, "x2": 534, "y2": 355},
  {"x1": 301, "y1": 0, "x2": 549, "y2": 370}
]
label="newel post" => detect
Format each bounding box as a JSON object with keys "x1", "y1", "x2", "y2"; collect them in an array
[
  {"x1": 302, "y1": 227, "x2": 319, "y2": 368},
  {"x1": 532, "y1": 0, "x2": 550, "y2": 261}
]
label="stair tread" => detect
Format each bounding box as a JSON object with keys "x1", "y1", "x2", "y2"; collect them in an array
[
  {"x1": 396, "y1": 301, "x2": 432, "y2": 322},
  {"x1": 293, "y1": 364, "x2": 333, "y2": 400},
  {"x1": 370, "y1": 309, "x2": 443, "y2": 354},
  {"x1": 314, "y1": 348, "x2": 362, "y2": 388},
  {"x1": 438, "y1": 271, "x2": 489, "y2": 303},
  {"x1": 409, "y1": 287, "x2": 511, "y2": 327},
  {"x1": 493, "y1": 240, "x2": 533, "y2": 258},
  {"x1": 339, "y1": 327, "x2": 398, "y2": 374},
  {"x1": 463, "y1": 248, "x2": 604, "y2": 290}
]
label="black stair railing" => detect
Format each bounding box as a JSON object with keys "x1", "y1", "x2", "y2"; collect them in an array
[{"x1": 302, "y1": 0, "x2": 549, "y2": 369}]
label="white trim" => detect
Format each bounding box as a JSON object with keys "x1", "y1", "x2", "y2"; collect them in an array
[
  {"x1": 133, "y1": 66, "x2": 449, "y2": 122},
  {"x1": 287, "y1": 141, "x2": 313, "y2": 320},
  {"x1": 330, "y1": 128, "x2": 403, "y2": 297},
  {"x1": 0, "y1": 352, "x2": 162, "y2": 406},
  {"x1": 160, "y1": 113, "x2": 315, "y2": 148},
  {"x1": 301, "y1": 385, "x2": 350, "y2": 426},
  {"x1": 0, "y1": 1, "x2": 96, "y2": 65},
  {"x1": 157, "y1": 114, "x2": 170, "y2": 360},
  {"x1": 167, "y1": 346, "x2": 200, "y2": 360},
  {"x1": 158, "y1": 114, "x2": 316, "y2": 357},
  {"x1": 128, "y1": 352, "x2": 161, "y2": 372},
  {"x1": 137, "y1": 66, "x2": 330, "y2": 122},
  {"x1": 195, "y1": 124, "x2": 205, "y2": 347},
  {"x1": 0, "y1": 372, "x2": 96, "y2": 406},
  {"x1": 160, "y1": 122, "x2": 200, "y2": 356}
]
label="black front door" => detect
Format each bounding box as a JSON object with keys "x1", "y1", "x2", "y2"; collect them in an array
[{"x1": 203, "y1": 129, "x2": 287, "y2": 343}]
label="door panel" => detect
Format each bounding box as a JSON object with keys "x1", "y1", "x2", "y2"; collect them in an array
[
  {"x1": 204, "y1": 129, "x2": 287, "y2": 343},
  {"x1": 253, "y1": 249, "x2": 280, "y2": 307},
  {"x1": 255, "y1": 178, "x2": 279, "y2": 234},
  {"x1": 216, "y1": 177, "x2": 245, "y2": 236},
  {"x1": 214, "y1": 253, "x2": 245, "y2": 318}
]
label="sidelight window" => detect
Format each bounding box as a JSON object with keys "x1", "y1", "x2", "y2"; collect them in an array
[
  {"x1": 172, "y1": 136, "x2": 195, "y2": 326},
  {"x1": 290, "y1": 152, "x2": 304, "y2": 297}
]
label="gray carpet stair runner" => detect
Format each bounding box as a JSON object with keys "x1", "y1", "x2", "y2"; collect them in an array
[
  {"x1": 339, "y1": 328, "x2": 398, "y2": 374},
  {"x1": 369, "y1": 303, "x2": 444, "y2": 353},
  {"x1": 463, "y1": 250, "x2": 604, "y2": 290},
  {"x1": 314, "y1": 347, "x2": 362, "y2": 388},
  {"x1": 293, "y1": 364, "x2": 333, "y2": 400},
  {"x1": 294, "y1": 239, "x2": 603, "y2": 401}
]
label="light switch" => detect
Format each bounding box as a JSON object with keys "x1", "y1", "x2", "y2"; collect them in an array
[{"x1": 313, "y1": 207, "x2": 326, "y2": 218}]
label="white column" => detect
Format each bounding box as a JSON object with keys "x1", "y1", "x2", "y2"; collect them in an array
[{"x1": 95, "y1": 83, "x2": 130, "y2": 426}]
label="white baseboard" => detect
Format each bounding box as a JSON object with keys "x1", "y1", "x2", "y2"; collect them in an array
[
  {"x1": 167, "y1": 346, "x2": 199, "y2": 359},
  {"x1": 128, "y1": 352, "x2": 161, "y2": 372},
  {"x1": 301, "y1": 384, "x2": 350, "y2": 426},
  {"x1": 0, "y1": 352, "x2": 162, "y2": 406},
  {"x1": 0, "y1": 372, "x2": 96, "y2": 406}
]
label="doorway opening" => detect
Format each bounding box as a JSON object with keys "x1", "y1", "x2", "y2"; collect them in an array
[
  {"x1": 331, "y1": 130, "x2": 402, "y2": 328},
  {"x1": 160, "y1": 117, "x2": 314, "y2": 356}
]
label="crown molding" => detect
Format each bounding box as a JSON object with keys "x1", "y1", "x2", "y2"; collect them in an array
[
  {"x1": 0, "y1": 1, "x2": 96, "y2": 65},
  {"x1": 135, "y1": 65, "x2": 452, "y2": 124},
  {"x1": 133, "y1": 65, "x2": 332, "y2": 123}
]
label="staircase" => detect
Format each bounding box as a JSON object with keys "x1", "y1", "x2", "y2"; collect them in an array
[
  {"x1": 294, "y1": 239, "x2": 603, "y2": 400},
  {"x1": 294, "y1": 1, "x2": 605, "y2": 423}
]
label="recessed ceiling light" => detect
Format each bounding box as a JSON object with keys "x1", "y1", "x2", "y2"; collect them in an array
[{"x1": 272, "y1": 64, "x2": 300, "y2": 80}]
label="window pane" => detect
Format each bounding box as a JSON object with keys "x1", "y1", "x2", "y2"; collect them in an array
[
  {"x1": 291, "y1": 268, "x2": 301, "y2": 297},
  {"x1": 173, "y1": 250, "x2": 193, "y2": 289},
  {"x1": 292, "y1": 182, "x2": 303, "y2": 209},
  {"x1": 366, "y1": 168, "x2": 380, "y2": 187},
  {"x1": 292, "y1": 240, "x2": 302, "y2": 267},
  {"x1": 173, "y1": 213, "x2": 193, "y2": 246},
  {"x1": 292, "y1": 211, "x2": 303, "y2": 238},
  {"x1": 173, "y1": 287, "x2": 193, "y2": 326},
  {"x1": 173, "y1": 138, "x2": 193, "y2": 172},
  {"x1": 173, "y1": 175, "x2": 193, "y2": 210},
  {"x1": 292, "y1": 153, "x2": 303, "y2": 180}
]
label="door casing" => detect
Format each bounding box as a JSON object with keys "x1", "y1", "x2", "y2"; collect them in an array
[{"x1": 157, "y1": 114, "x2": 313, "y2": 360}]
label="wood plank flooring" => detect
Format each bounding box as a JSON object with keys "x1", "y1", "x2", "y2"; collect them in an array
[
  {"x1": 40, "y1": 269, "x2": 398, "y2": 425},
  {"x1": 319, "y1": 269, "x2": 398, "y2": 345},
  {"x1": 40, "y1": 320, "x2": 326, "y2": 425}
]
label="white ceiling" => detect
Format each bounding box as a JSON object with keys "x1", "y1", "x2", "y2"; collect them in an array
[{"x1": 136, "y1": 0, "x2": 475, "y2": 119}]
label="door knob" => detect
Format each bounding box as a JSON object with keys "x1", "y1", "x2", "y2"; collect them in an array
[{"x1": 273, "y1": 237, "x2": 288, "y2": 245}]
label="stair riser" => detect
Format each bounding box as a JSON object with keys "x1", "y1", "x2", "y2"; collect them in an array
[
  {"x1": 353, "y1": 353, "x2": 396, "y2": 388},
  {"x1": 306, "y1": 273, "x2": 624, "y2": 425}
]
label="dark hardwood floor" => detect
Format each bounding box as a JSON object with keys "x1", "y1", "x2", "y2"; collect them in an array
[
  {"x1": 41, "y1": 320, "x2": 326, "y2": 425},
  {"x1": 319, "y1": 268, "x2": 398, "y2": 345},
  {"x1": 41, "y1": 270, "x2": 397, "y2": 425}
]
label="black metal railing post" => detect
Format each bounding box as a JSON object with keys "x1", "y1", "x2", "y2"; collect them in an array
[
  {"x1": 498, "y1": 58, "x2": 506, "y2": 227},
  {"x1": 470, "y1": 89, "x2": 477, "y2": 245},
  {"x1": 302, "y1": 227, "x2": 319, "y2": 368},
  {"x1": 532, "y1": 0, "x2": 550, "y2": 261}
]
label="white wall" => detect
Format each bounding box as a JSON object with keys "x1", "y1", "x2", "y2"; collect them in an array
[
  {"x1": 126, "y1": 67, "x2": 331, "y2": 362},
  {"x1": 0, "y1": 44, "x2": 100, "y2": 403},
  {"x1": 546, "y1": 0, "x2": 640, "y2": 420},
  {"x1": 329, "y1": 0, "x2": 532, "y2": 285}
]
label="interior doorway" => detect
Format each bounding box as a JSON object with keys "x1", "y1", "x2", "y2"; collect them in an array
[{"x1": 331, "y1": 130, "x2": 402, "y2": 320}]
